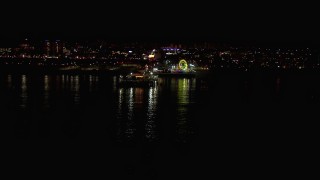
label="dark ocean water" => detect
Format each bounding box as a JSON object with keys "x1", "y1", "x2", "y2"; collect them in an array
[{"x1": 0, "y1": 72, "x2": 318, "y2": 179}]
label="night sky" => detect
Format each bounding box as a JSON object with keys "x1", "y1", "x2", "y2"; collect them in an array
[
  {"x1": 0, "y1": 2, "x2": 318, "y2": 178},
  {"x1": 1, "y1": 1, "x2": 319, "y2": 46}
]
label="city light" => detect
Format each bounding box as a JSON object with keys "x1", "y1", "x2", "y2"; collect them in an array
[
  {"x1": 0, "y1": 40, "x2": 316, "y2": 70},
  {"x1": 179, "y1": 59, "x2": 188, "y2": 71}
]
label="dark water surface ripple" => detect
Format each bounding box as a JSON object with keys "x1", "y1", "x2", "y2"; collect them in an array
[{"x1": 0, "y1": 72, "x2": 317, "y2": 179}]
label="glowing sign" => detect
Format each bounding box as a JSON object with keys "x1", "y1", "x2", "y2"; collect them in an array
[{"x1": 179, "y1": 59, "x2": 188, "y2": 71}]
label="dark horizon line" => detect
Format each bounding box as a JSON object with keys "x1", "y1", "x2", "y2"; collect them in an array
[{"x1": 1, "y1": 36, "x2": 319, "y2": 48}]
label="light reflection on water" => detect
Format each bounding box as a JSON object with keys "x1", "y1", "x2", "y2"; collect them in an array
[
  {"x1": 61, "y1": 75, "x2": 65, "y2": 90},
  {"x1": 116, "y1": 87, "x2": 137, "y2": 141},
  {"x1": 117, "y1": 88, "x2": 124, "y2": 119},
  {"x1": 70, "y1": 75, "x2": 80, "y2": 105},
  {"x1": 8, "y1": 74, "x2": 197, "y2": 144},
  {"x1": 116, "y1": 88, "x2": 124, "y2": 140},
  {"x1": 115, "y1": 85, "x2": 161, "y2": 142},
  {"x1": 7, "y1": 75, "x2": 12, "y2": 89},
  {"x1": 146, "y1": 86, "x2": 158, "y2": 141},
  {"x1": 89, "y1": 75, "x2": 93, "y2": 92},
  {"x1": 44, "y1": 75, "x2": 50, "y2": 108},
  {"x1": 176, "y1": 78, "x2": 196, "y2": 142},
  {"x1": 43, "y1": 74, "x2": 88, "y2": 109},
  {"x1": 3, "y1": 72, "x2": 318, "y2": 178},
  {"x1": 20, "y1": 75, "x2": 27, "y2": 109},
  {"x1": 112, "y1": 76, "x2": 117, "y2": 92},
  {"x1": 89, "y1": 75, "x2": 99, "y2": 92},
  {"x1": 125, "y1": 87, "x2": 135, "y2": 139},
  {"x1": 115, "y1": 78, "x2": 196, "y2": 143},
  {"x1": 14, "y1": 74, "x2": 97, "y2": 109}
]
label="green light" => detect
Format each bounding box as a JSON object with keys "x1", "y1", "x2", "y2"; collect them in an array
[{"x1": 179, "y1": 59, "x2": 188, "y2": 71}]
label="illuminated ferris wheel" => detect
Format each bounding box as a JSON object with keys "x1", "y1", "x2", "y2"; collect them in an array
[{"x1": 178, "y1": 59, "x2": 188, "y2": 71}]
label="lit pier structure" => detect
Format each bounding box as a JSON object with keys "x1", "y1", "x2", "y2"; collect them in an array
[
  {"x1": 151, "y1": 59, "x2": 197, "y2": 77},
  {"x1": 118, "y1": 70, "x2": 158, "y2": 87}
]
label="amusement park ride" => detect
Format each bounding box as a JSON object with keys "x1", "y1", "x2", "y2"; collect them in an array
[
  {"x1": 118, "y1": 59, "x2": 197, "y2": 87},
  {"x1": 178, "y1": 59, "x2": 188, "y2": 71}
]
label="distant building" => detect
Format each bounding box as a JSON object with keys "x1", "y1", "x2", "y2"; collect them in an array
[
  {"x1": 44, "y1": 40, "x2": 64, "y2": 57},
  {"x1": 19, "y1": 38, "x2": 35, "y2": 55},
  {"x1": 0, "y1": 48, "x2": 12, "y2": 53},
  {"x1": 148, "y1": 49, "x2": 162, "y2": 61},
  {"x1": 63, "y1": 47, "x2": 71, "y2": 56},
  {"x1": 44, "y1": 40, "x2": 50, "y2": 56}
]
